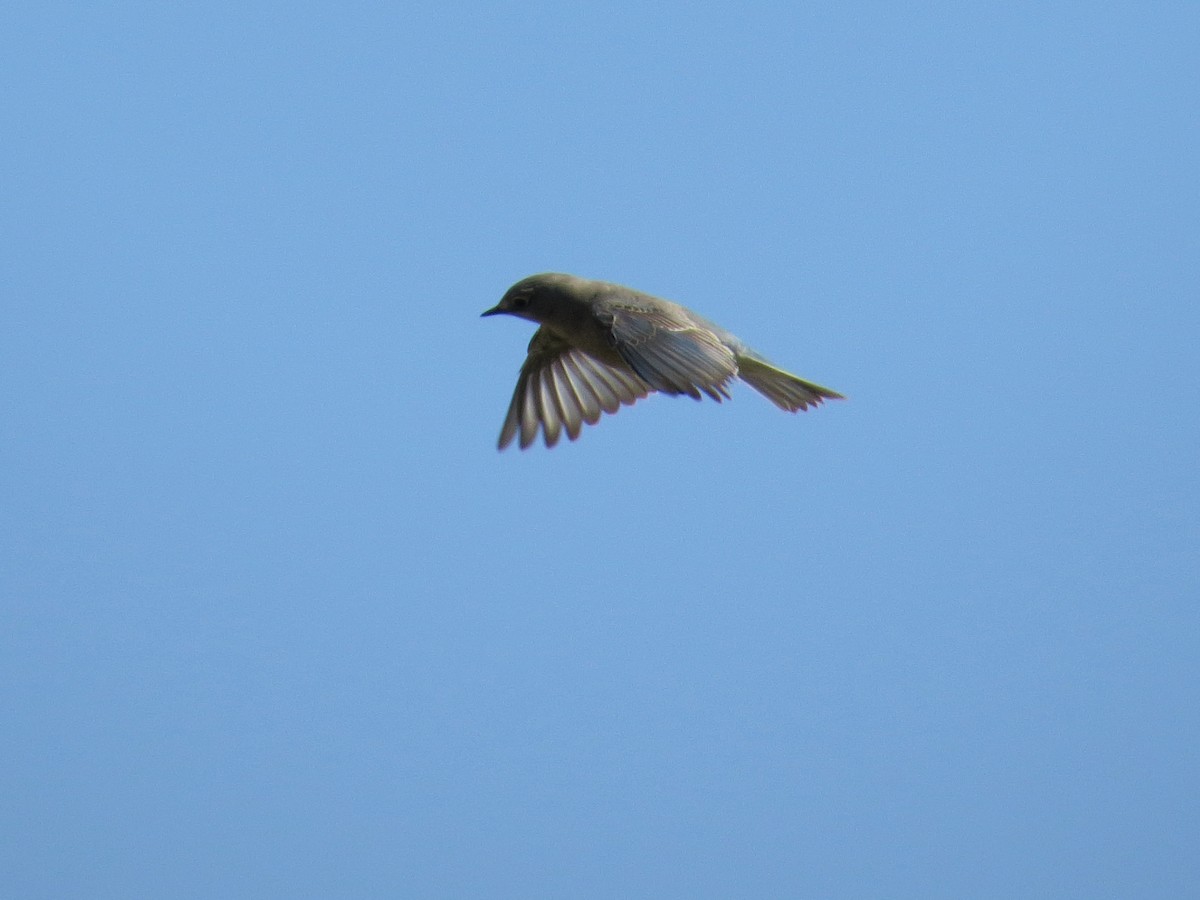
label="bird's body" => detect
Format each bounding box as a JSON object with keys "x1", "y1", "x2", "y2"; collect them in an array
[{"x1": 482, "y1": 273, "x2": 843, "y2": 449}]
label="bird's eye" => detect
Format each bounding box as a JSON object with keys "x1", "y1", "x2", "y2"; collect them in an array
[{"x1": 512, "y1": 295, "x2": 530, "y2": 309}]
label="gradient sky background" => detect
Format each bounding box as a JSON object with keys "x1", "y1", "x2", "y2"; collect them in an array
[{"x1": 3, "y1": 2, "x2": 1198, "y2": 897}]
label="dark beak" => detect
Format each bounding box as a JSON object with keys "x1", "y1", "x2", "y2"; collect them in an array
[{"x1": 480, "y1": 304, "x2": 504, "y2": 318}]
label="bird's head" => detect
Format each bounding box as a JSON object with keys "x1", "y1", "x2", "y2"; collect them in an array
[{"x1": 481, "y1": 273, "x2": 587, "y2": 324}]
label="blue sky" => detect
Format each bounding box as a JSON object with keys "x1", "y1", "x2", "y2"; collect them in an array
[{"x1": 3, "y1": 1, "x2": 1197, "y2": 897}]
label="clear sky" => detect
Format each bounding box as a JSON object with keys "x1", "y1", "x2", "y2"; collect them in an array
[{"x1": 3, "y1": 1, "x2": 1197, "y2": 897}]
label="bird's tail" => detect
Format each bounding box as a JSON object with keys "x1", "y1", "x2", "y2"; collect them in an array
[{"x1": 736, "y1": 354, "x2": 844, "y2": 412}]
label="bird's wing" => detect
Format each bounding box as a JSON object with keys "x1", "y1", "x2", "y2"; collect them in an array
[
  {"x1": 603, "y1": 305, "x2": 738, "y2": 402},
  {"x1": 498, "y1": 327, "x2": 651, "y2": 450}
]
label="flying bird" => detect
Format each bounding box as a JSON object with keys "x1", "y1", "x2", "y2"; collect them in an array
[{"x1": 482, "y1": 273, "x2": 844, "y2": 450}]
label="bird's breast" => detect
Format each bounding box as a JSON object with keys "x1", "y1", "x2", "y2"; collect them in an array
[{"x1": 545, "y1": 307, "x2": 625, "y2": 365}]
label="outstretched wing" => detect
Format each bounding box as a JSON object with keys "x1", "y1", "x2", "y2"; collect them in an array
[
  {"x1": 604, "y1": 305, "x2": 738, "y2": 402},
  {"x1": 498, "y1": 327, "x2": 651, "y2": 450}
]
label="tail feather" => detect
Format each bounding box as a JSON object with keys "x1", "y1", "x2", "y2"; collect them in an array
[{"x1": 736, "y1": 355, "x2": 844, "y2": 412}]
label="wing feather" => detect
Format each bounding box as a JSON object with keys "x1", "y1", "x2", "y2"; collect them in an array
[
  {"x1": 606, "y1": 306, "x2": 738, "y2": 400},
  {"x1": 496, "y1": 327, "x2": 652, "y2": 450}
]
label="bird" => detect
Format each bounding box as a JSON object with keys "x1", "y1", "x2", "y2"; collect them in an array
[{"x1": 481, "y1": 272, "x2": 844, "y2": 450}]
